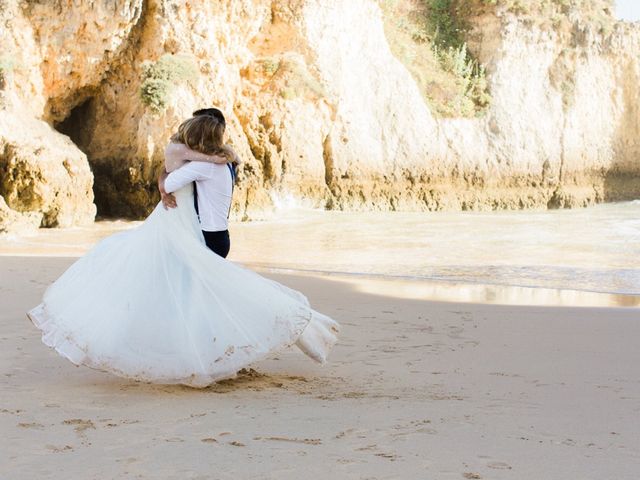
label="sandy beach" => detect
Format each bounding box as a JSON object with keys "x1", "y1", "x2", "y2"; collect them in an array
[
  {"x1": 3, "y1": 0, "x2": 640, "y2": 477},
  {"x1": 1, "y1": 255, "x2": 639, "y2": 479}
]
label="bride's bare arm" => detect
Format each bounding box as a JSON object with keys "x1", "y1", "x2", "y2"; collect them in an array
[
  {"x1": 157, "y1": 169, "x2": 176, "y2": 209},
  {"x1": 164, "y1": 142, "x2": 229, "y2": 172},
  {"x1": 220, "y1": 144, "x2": 243, "y2": 165}
]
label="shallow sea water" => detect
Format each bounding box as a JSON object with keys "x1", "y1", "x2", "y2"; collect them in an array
[{"x1": 2, "y1": 201, "x2": 639, "y2": 307}]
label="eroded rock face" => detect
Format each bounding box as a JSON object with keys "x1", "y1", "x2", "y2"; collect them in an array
[
  {"x1": 0, "y1": 0, "x2": 638, "y2": 233},
  {"x1": 3, "y1": 0, "x2": 144, "y2": 122},
  {"x1": 465, "y1": 12, "x2": 640, "y2": 208},
  {"x1": 0, "y1": 108, "x2": 96, "y2": 230},
  {"x1": 0, "y1": 0, "x2": 136, "y2": 231},
  {"x1": 0, "y1": 196, "x2": 41, "y2": 235}
]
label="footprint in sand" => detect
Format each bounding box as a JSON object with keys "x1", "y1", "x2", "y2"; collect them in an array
[
  {"x1": 374, "y1": 452, "x2": 400, "y2": 461},
  {"x1": 18, "y1": 422, "x2": 45, "y2": 429},
  {"x1": 334, "y1": 428, "x2": 357, "y2": 439},
  {"x1": 45, "y1": 445, "x2": 73, "y2": 453},
  {"x1": 62, "y1": 419, "x2": 95, "y2": 435},
  {"x1": 1, "y1": 408, "x2": 24, "y2": 415},
  {"x1": 355, "y1": 444, "x2": 378, "y2": 452},
  {"x1": 121, "y1": 419, "x2": 141, "y2": 425},
  {"x1": 115, "y1": 457, "x2": 139, "y2": 464},
  {"x1": 254, "y1": 436, "x2": 322, "y2": 445},
  {"x1": 447, "y1": 325, "x2": 465, "y2": 339}
]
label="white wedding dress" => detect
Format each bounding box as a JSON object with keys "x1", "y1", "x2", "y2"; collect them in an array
[{"x1": 28, "y1": 183, "x2": 339, "y2": 388}]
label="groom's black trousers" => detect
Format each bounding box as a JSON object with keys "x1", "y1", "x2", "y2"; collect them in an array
[
  {"x1": 193, "y1": 181, "x2": 231, "y2": 258},
  {"x1": 203, "y1": 230, "x2": 230, "y2": 258}
]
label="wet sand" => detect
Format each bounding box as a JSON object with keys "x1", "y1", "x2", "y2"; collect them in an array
[{"x1": 1, "y1": 255, "x2": 640, "y2": 479}]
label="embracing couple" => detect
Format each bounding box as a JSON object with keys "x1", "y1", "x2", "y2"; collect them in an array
[
  {"x1": 158, "y1": 108, "x2": 237, "y2": 259},
  {"x1": 27, "y1": 107, "x2": 339, "y2": 388}
]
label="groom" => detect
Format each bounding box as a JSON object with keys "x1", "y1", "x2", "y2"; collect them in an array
[{"x1": 158, "y1": 108, "x2": 235, "y2": 258}]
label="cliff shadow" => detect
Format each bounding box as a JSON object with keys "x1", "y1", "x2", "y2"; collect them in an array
[{"x1": 52, "y1": 96, "x2": 159, "y2": 219}]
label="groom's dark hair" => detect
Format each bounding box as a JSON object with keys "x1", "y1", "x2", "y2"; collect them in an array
[{"x1": 193, "y1": 107, "x2": 226, "y2": 125}]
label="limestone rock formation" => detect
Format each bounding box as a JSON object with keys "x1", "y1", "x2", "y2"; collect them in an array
[
  {"x1": 0, "y1": 0, "x2": 638, "y2": 233},
  {"x1": 0, "y1": 196, "x2": 41, "y2": 235},
  {"x1": 0, "y1": 106, "x2": 96, "y2": 231}
]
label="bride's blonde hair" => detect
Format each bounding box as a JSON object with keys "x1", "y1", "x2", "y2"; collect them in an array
[{"x1": 172, "y1": 115, "x2": 228, "y2": 157}]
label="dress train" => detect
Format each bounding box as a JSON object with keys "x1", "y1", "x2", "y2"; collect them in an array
[{"x1": 28, "y1": 185, "x2": 339, "y2": 387}]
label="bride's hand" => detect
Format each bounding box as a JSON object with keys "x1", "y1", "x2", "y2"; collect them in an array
[
  {"x1": 158, "y1": 172, "x2": 177, "y2": 209},
  {"x1": 161, "y1": 192, "x2": 177, "y2": 210}
]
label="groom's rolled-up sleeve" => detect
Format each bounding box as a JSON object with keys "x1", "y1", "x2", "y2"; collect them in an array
[{"x1": 164, "y1": 162, "x2": 212, "y2": 193}]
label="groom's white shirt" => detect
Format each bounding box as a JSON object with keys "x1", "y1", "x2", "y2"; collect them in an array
[{"x1": 164, "y1": 162, "x2": 232, "y2": 232}]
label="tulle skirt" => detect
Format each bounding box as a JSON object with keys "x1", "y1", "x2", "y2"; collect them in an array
[{"x1": 27, "y1": 185, "x2": 339, "y2": 387}]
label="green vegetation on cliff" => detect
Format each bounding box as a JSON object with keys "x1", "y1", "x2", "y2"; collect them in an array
[
  {"x1": 139, "y1": 54, "x2": 198, "y2": 113},
  {"x1": 480, "y1": 0, "x2": 614, "y2": 34},
  {"x1": 379, "y1": 0, "x2": 614, "y2": 118},
  {"x1": 379, "y1": 0, "x2": 490, "y2": 117},
  {"x1": 247, "y1": 53, "x2": 326, "y2": 102},
  {"x1": 0, "y1": 56, "x2": 16, "y2": 84},
  {"x1": 481, "y1": 0, "x2": 613, "y2": 22}
]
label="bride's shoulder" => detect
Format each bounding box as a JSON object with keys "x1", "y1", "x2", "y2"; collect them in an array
[{"x1": 165, "y1": 141, "x2": 189, "y2": 172}]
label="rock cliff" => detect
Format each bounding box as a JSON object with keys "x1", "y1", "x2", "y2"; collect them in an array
[{"x1": 0, "y1": 0, "x2": 638, "y2": 232}]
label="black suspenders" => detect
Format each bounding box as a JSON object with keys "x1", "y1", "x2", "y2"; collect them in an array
[
  {"x1": 226, "y1": 163, "x2": 236, "y2": 219},
  {"x1": 193, "y1": 163, "x2": 236, "y2": 220}
]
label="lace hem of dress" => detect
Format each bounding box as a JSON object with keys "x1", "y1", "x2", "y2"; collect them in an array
[{"x1": 27, "y1": 302, "x2": 324, "y2": 388}]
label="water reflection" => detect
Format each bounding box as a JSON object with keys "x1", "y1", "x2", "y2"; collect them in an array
[{"x1": 341, "y1": 275, "x2": 640, "y2": 308}]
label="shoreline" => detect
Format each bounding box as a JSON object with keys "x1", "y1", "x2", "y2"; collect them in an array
[
  {"x1": 3, "y1": 251, "x2": 638, "y2": 308},
  {"x1": 2, "y1": 202, "x2": 640, "y2": 303},
  {"x1": 243, "y1": 265, "x2": 640, "y2": 308}
]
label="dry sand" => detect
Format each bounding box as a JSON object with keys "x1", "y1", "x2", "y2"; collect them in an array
[{"x1": 1, "y1": 255, "x2": 639, "y2": 479}]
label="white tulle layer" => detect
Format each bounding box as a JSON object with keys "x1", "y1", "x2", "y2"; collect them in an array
[{"x1": 28, "y1": 186, "x2": 339, "y2": 387}]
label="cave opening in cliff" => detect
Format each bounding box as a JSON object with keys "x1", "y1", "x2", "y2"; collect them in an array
[
  {"x1": 53, "y1": 97, "x2": 95, "y2": 151},
  {"x1": 53, "y1": 96, "x2": 117, "y2": 218}
]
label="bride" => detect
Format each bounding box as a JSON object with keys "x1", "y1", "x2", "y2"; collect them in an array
[{"x1": 27, "y1": 113, "x2": 339, "y2": 388}]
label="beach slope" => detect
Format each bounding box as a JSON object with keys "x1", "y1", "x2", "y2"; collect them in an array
[{"x1": 1, "y1": 256, "x2": 639, "y2": 479}]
